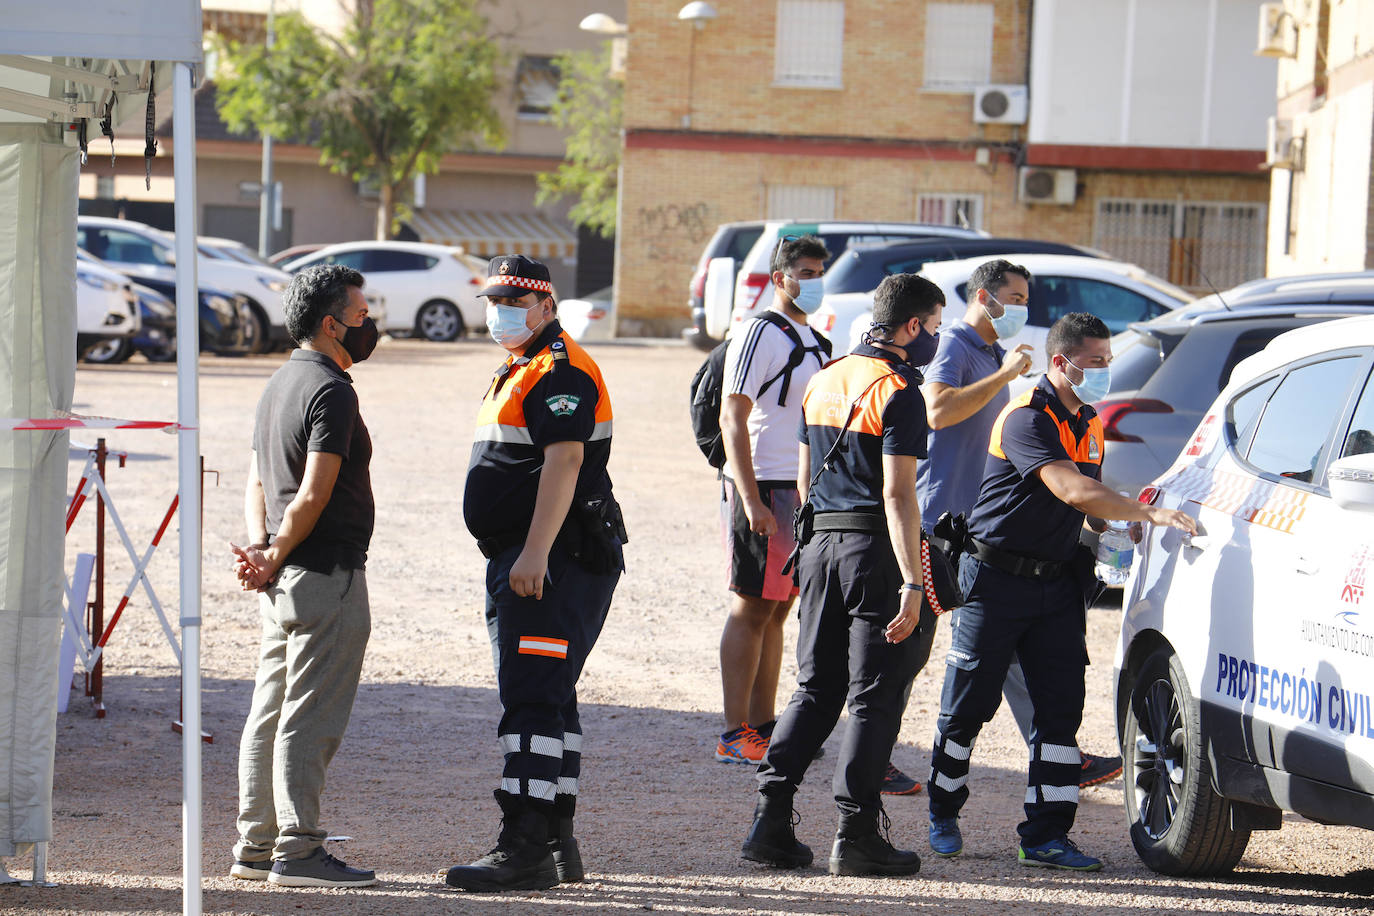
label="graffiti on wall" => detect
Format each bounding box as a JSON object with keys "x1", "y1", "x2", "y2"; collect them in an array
[{"x1": 638, "y1": 201, "x2": 712, "y2": 261}]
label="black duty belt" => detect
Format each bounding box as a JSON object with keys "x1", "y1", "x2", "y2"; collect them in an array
[
  {"x1": 812, "y1": 511, "x2": 886, "y2": 534},
  {"x1": 965, "y1": 535, "x2": 1067, "y2": 581},
  {"x1": 475, "y1": 529, "x2": 526, "y2": 559}
]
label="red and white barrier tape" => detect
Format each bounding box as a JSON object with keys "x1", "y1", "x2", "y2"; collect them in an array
[{"x1": 0, "y1": 412, "x2": 186, "y2": 432}]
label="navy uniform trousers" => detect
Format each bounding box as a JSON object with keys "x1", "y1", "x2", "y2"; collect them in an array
[
  {"x1": 758, "y1": 530, "x2": 936, "y2": 818},
  {"x1": 928, "y1": 554, "x2": 1087, "y2": 847},
  {"x1": 484, "y1": 541, "x2": 621, "y2": 807}
]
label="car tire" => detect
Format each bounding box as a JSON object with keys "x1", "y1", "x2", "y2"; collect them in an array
[
  {"x1": 81, "y1": 338, "x2": 133, "y2": 364},
  {"x1": 414, "y1": 300, "x2": 464, "y2": 342},
  {"x1": 1123, "y1": 647, "x2": 1251, "y2": 876},
  {"x1": 239, "y1": 300, "x2": 271, "y2": 355}
]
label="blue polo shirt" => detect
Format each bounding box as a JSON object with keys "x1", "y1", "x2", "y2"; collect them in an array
[{"x1": 915, "y1": 321, "x2": 1007, "y2": 523}]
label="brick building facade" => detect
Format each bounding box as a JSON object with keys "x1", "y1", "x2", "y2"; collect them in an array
[{"x1": 615, "y1": 0, "x2": 1276, "y2": 334}]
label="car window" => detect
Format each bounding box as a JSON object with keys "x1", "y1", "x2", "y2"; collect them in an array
[
  {"x1": 82, "y1": 227, "x2": 171, "y2": 266},
  {"x1": 1109, "y1": 331, "x2": 1168, "y2": 393},
  {"x1": 364, "y1": 249, "x2": 437, "y2": 272},
  {"x1": 1031, "y1": 277, "x2": 1162, "y2": 333},
  {"x1": 1243, "y1": 356, "x2": 1365, "y2": 484},
  {"x1": 319, "y1": 251, "x2": 368, "y2": 271},
  {"x1": 725, "y1": 228, "x2": 763, "y2": 263},
  {"x1": 1340, "y1": 371, "x2": 1374, "y2": 458},
  {"x1": 1226, "y1": 375, "x2": 1279, "y2": 454}
]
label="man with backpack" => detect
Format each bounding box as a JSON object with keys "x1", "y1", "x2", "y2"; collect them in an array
[{"x1": 709, "y1": 235, "x2": 832, "y2": 764}]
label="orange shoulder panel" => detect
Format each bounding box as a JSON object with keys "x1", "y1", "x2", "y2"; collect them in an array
[{"x1": 803, "y1": 356, "x2": 907, "y2": 435}]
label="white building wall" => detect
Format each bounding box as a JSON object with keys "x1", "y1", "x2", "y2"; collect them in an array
[{"x1": 1029, "y1": 0, "x2": 1275, "y2": 149}]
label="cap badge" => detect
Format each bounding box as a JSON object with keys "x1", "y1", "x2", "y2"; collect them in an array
[{"x1": 499, "y1": 260, "x2": 511, "y2": 274}]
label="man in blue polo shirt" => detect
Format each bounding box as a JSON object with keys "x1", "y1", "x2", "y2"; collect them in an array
[{"x1": 917, "y1": 260, "x2": 1121, "y2": 811}]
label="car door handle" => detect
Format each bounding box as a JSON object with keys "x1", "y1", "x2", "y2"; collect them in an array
[
  {"x1": 1183, "y1": 535, "x2": 1211, "y2": 551},
  {"x1": 1294, "y1": 555, "x2": 1320, "y2": 576}
]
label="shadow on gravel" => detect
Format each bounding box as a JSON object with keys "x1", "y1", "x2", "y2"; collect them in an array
[{"x1": 37, "y1": 670, "x2": 1374, "y2": 915}]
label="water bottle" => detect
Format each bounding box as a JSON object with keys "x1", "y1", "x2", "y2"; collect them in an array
[{"x1": 1095, "y1": 520, "x2": 1134, "y2": 586}]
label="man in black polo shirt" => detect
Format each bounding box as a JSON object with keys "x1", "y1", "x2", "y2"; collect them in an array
[
  {"x1": 925, "y1": 313, "x2": 1195, "y2": 871},
  {"x1": 229, "y1": 264, "x2": 380, "y2": 889}
]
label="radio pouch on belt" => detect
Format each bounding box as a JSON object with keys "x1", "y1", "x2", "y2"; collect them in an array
[{"x1": 557, "y1": 493, "x2": 627, "y2": 575}]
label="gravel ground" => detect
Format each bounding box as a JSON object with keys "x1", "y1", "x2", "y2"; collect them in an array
[{"x1": 2, "y1": 336, "x2": 1372, "y2": 915}]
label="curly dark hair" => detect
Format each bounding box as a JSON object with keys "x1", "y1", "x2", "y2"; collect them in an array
[
  {"x1": 870, "y1": 272, "x2": 944, "y2": 336},
  {"x1": 284, "y1": 264, "x2": 365, "y2": 344},
  {"x1": 1046, "y1": 312, "x2": 1110, "y2": 358}
]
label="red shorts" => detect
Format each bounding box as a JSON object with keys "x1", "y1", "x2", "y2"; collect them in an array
[{"x1": 720, "y1": 477, "x2": 800, "y2": 602}]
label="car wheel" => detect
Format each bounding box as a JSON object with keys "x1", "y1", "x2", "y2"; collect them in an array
[
  {"x1": 414, "y1": 300, "x2": 463, "y2": 342},
  {"x1": 81, "y1": 338, "x2": 133, "y2": 364},
  {"x1": 1123, "y1": 647, "x2": 1251, "y2": 876},
  {"x1": 240, "y1": 301, "x2": 271, "y2": 354}
]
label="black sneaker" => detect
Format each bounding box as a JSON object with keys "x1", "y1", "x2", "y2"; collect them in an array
[
  {"x1": 1079, "y1": 752, "x2": 1123, "y2": 788},
  {"x1": 880, "y1": 762, "x2": 922, "y2": 796},
  {"x1": 267, "y1": 847, "x2": 377, "y2": 888},
  {"x1": 229, "y1": 858, "x2": 271, "y2": 881}
]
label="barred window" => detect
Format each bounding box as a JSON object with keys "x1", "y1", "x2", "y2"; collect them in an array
[
  {"x1": 917, "y1": 193, "x2": 984, "y2": 230},
  {"x1": 924, "y1": 3, "x2": 994, "y2": 90},
  {"x1": 766, "y1": 184, "x2": 838, "y2": 220},
  {"x1": 1094, "y1": 199, "x2": 1267, "y2": 293},
  {"x1": 774, "y1": 0, "x2": 845, "y2": 89}
]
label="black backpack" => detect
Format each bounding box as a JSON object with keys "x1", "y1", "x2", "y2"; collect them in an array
[{"x1": 689, "y1": 310, "x2": 832, "y2": 468}]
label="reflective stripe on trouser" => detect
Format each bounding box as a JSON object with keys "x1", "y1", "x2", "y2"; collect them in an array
[
  {"x1": 757, "y1": 531, "x2": 936, "y2": 817},
  {"x1": 234, "y1": 565, "x2": 370, "y2": 862},
  {"x1": 927, "y1": 555, "x2": 1087, "y2": 847},
  {"x1": 485, "y1": 541, "x2": 620, "y2": 805}
]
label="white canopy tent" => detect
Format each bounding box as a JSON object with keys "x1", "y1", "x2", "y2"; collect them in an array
[{"x1": 0, "y1": 4, "x2": 205, "y2": 914}]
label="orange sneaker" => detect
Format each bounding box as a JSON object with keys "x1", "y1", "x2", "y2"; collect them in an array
[{"x1": 715, "y1": 723, "x2": 769, "y2": 764}]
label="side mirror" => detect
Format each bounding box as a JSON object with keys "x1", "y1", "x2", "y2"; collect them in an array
[
  {"x1": 1328, "y1": 451, "x2": 1374, "y2": 512},
  {"x1": 704, "y1": 256, "x2": 735, "y2": 341}
]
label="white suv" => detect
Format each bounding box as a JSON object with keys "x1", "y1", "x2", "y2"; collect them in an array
[
  {"x1": 77, "y1": 216, "x2": 291, "y2": 353},
  {"x1": 1116, "y1": 315, "x2": 1374, "y2": 875}
]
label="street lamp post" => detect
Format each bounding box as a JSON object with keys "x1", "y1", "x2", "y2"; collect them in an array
[{"x1": 677, "y1": 2, "x2": 717, "y2": 130}]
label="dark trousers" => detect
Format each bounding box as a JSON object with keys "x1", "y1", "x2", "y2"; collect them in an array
[
  {"x1": 928, "y1": 555, "x2": 1087, "y2": 847},
  {"x1": 484, "y1": 541, "x2": 621, "y2": 807},
  {"x1": 757, "y1": 531, "x2": 936, "y2": 818}
]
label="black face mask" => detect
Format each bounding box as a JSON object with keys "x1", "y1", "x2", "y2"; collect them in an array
[
  {"x1": 902, "y1": 325, "x2": 939, "y2": 367},
  {"x1": 340, "y1": 316, "x2": 379, "y2": 363}
]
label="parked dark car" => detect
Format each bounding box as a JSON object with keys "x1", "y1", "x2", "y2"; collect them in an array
[
  {"x1": 130, "y1": 275, "x2": 250, "y2": 358},
  {"x1": 685, "y1": 220, "x2": 766, "y2": 351},
  {"x1": 822, "y1": 236, "x2": 1103, "y2": 296},
  {"x1": 1099, "y1": 278, "x2": 1374, "y2": 499}
]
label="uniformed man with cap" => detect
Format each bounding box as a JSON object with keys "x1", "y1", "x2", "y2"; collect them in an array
[
  {"x1": 925, "y1": 312, "x2": 1196, "y2": 871},
  {"x1": 444, "y1": 255, "x2": 624, "y2": 893}
]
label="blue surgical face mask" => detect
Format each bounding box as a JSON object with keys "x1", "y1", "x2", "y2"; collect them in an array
[
  {"x1": 985, "y1": 292, "x2": 1029, "y2": 339},
  {"x1": 1064, "y1": 356, "x2": 1111, "y2": 403},
  {"x1": 788, "y1": 276, "x2": 825, "y2": 314},
  {"x1": 486, "y1": 300, "x2": 542, "y2": 348}
]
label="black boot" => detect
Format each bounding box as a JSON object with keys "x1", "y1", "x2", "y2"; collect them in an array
[
  {"x1": 444, "y1": 790, "x2": 559, "y2": 892},
  {"x1": 829, "y1": 807, "x2": 921, "y2": 877},
  {"x1": 741, "y1": 793, "x2": 813, "y2": 868},
  {"x1": 548, "y1": 794, "x2": 583, "y2": 883}
]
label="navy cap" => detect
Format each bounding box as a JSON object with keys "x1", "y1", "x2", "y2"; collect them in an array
[{"x1": 477, "y1": 254, "x2": 554, "y2": 299}]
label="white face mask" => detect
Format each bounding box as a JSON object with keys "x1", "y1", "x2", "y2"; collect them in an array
[
  {"x1": 486, "y1": 301, "x2": 542, "y2": 348},
  {"x1": 985, "y1": 292, "x2": 1029, "y2": 339},
  {"x1": 789, "y1": 276, "x2": 825, "y2": 314}
]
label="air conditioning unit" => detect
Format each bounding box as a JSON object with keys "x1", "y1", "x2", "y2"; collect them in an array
[
  {"x1": 973, "y1": 84, "x2": 1028, "y2": 125},
  {"x1": 1257, "y1": 2, "x2": 1297, "y2": 58},
  {"x1": 1018, "y1": 167, "x2": 1077, "y2": 205},
  {"x1": 1266, "y1": 116, "x2": 1304, "y2": 169}
]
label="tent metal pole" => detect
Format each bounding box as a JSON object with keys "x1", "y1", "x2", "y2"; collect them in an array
[{"x1": 172, "y1": 60, "x2": 203, "y2": 916}]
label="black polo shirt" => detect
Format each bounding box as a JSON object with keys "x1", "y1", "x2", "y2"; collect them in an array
[
  {"x1": 797, "y1": 344, "x2": 927, "y2": 515},
  {"x1": 252, "y1": 349, "x2": 373, "y2": 572},
  {"x1": 463, "y1": 321, "x2": 614, "y2": 541},
  {"x1": 965, "y1": 376, "x2": 1103, "y2": 563}
]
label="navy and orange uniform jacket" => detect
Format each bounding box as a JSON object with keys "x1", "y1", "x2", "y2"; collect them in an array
[
  {"x1": 966, "y1": 376, "x2": 1104, "y2": 563},
  {"x1": 463, "y1": 321, "x2": 613, "y2": 541},
  {"x1": 798, "y1": 344, "x2": 928, "y2": 514}
]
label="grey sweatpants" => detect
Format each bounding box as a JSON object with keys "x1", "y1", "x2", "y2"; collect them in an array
[{"x1": 233, "y1": 565, "x2": 370, "y2": 862}]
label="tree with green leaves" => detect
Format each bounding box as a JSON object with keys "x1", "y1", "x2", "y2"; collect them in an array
[
  {"x1": 214, "y1": 0, "x2": 503, "y2": 239},
  {"x1": 535, "y1": 44, "x2": 622, "y2": 238}
]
